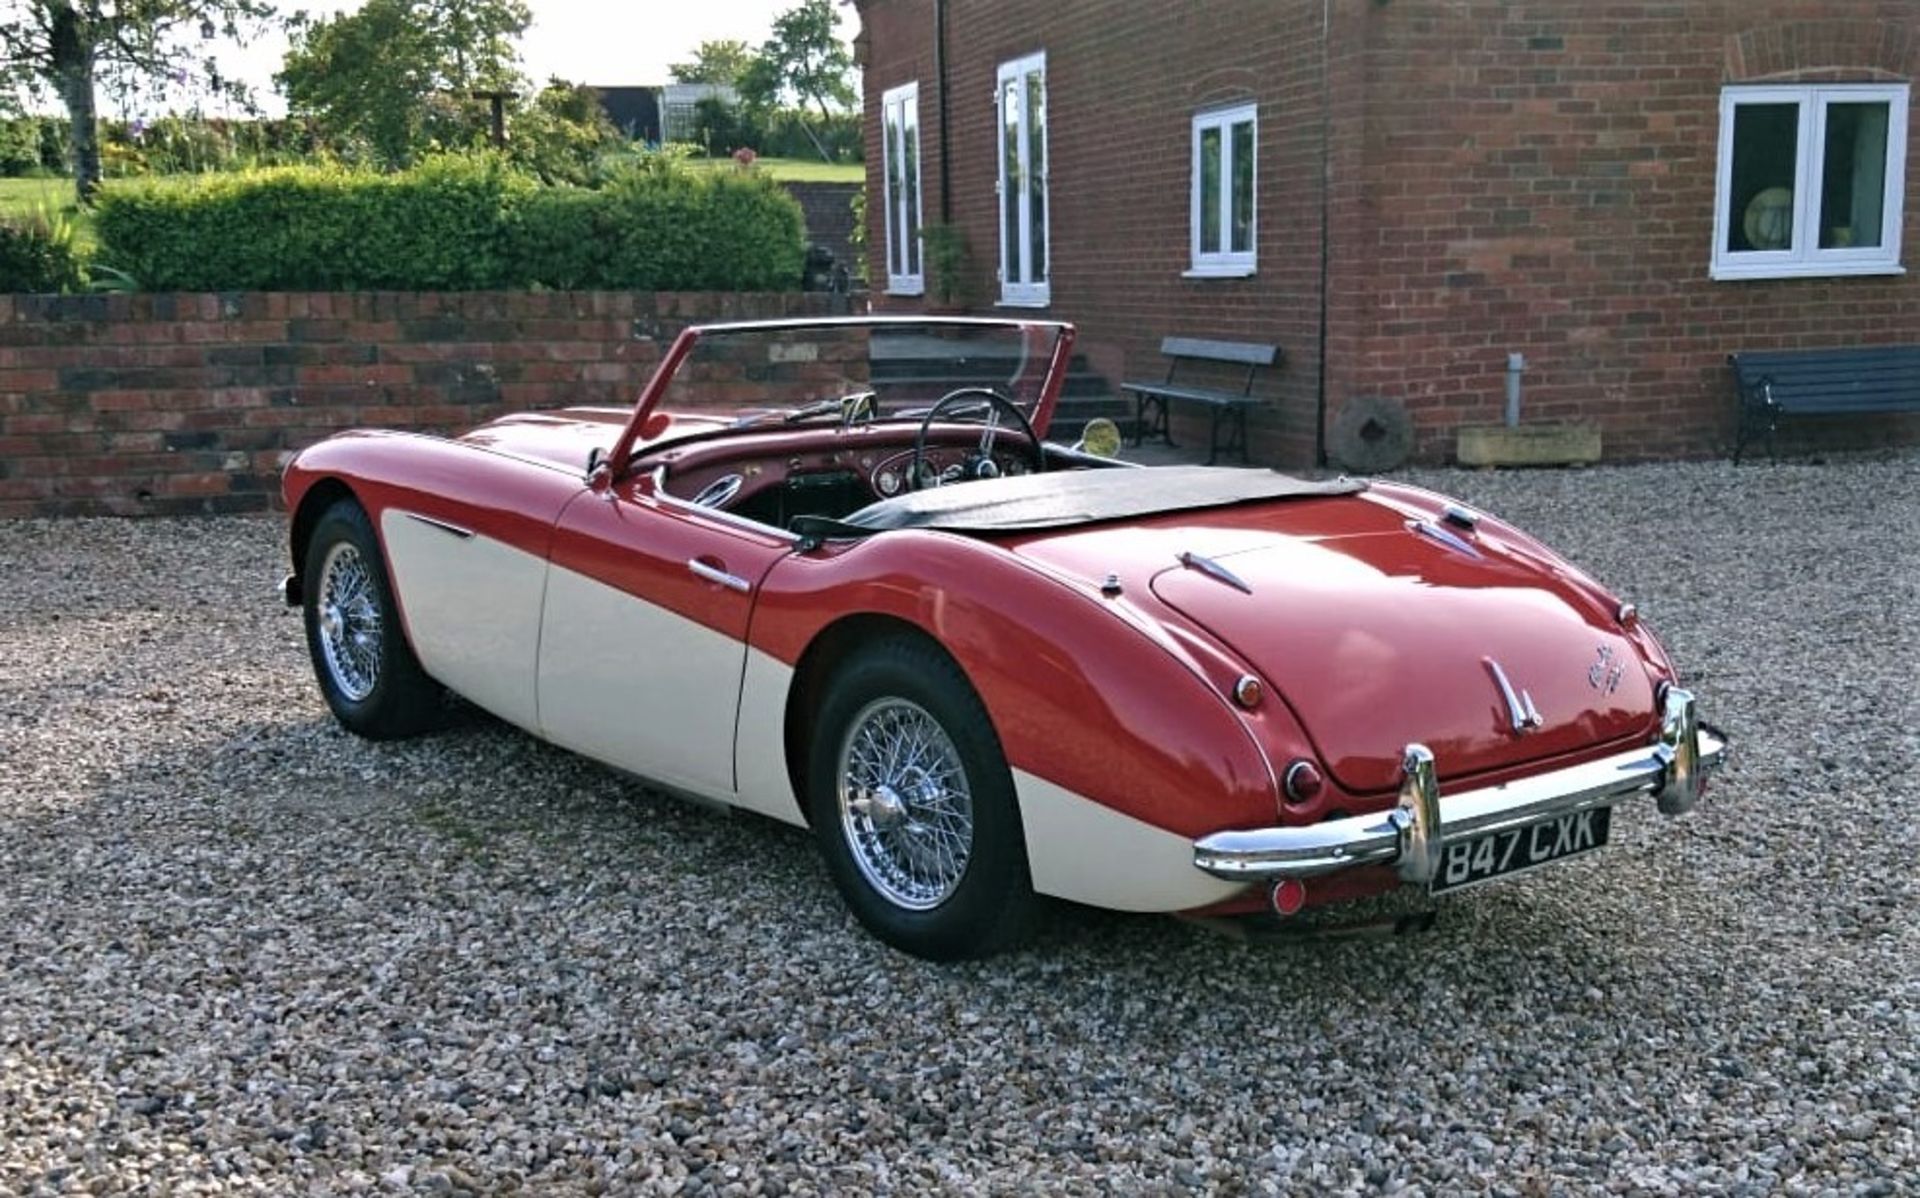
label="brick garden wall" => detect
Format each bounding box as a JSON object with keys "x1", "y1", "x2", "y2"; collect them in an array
[{"x1": 0, "y1": 291, "x2": 845, "y2": 518}]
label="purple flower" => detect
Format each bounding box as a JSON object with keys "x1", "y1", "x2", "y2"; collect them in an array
[
  {"x1": 170, "y1": 68, "x2": 188, "y2": 85},
  {"x1": 130, "y1": 119, "x2": 147, "y2": 139}
]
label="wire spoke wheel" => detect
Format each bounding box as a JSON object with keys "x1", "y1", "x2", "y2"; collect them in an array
[
  {"x1": 316, "y1": 540, "x2": 382, "y2": 702},
  {"x1": 836, "y1": 697, "x2": 975, "y2": 910}
]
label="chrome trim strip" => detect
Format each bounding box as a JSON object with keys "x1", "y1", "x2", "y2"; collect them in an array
[
  {"x1": 402, "y1": 512, "x2": 474, "y2": 539},
  {"x1": 649, "y1": 466, "x2": 802, "y2": 545},
  {"x1": 1410, "y1": 518, "x2": 1483, "y2": 558},
  {"x1": 1193, "y1": 690, "x2": 1725, "y2": 882},
  {"x1": 687, "y1": 559, "x2": 753, "y2": 593},
  {"x1": 1176, "y1": 550, "x2": 1253, "y2": 595}
]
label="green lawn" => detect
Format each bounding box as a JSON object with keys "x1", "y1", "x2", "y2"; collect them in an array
[
  {"x1": 0, "y1": 175, "x2": 196, "y2": 253},
  {"x1": 0, "y1": 175, "x2": 87, "y2": 219},
  {"x1": 682, "y1": 156, "x2": 864, "y2": 183}
]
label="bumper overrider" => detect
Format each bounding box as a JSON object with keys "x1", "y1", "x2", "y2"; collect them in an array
[{"x1": 1194, "y1": 687, "x2": 1727, "y2": 885}]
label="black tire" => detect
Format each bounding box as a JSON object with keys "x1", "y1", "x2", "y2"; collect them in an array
[
  {"x1": 807, "y1": 635, "x2": 1037, "y2": 960},
  {"x1": 301, "y1": 498, "x2": 442, "y2": 740}
]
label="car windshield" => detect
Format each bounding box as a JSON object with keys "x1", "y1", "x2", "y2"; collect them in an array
[{"x1": 644, "y1": 318, "x2": 1069, "y2": 434}]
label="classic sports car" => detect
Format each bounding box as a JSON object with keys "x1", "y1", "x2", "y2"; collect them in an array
[{"x1": 280, "y1": 317, "x2": 1724, "y2": 959}]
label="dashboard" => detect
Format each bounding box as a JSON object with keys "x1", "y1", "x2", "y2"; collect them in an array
[{"x1": 652, "y1": 425, "x2": 1044, "y2": 526}]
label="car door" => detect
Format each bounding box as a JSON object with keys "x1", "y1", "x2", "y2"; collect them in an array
[{"x1": 536, "y1": 472, "x2": 796, "y2": 800}]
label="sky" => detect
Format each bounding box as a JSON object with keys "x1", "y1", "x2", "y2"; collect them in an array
[{"x1": 111, "y1": 0, "x2": 851, "y2": 117}]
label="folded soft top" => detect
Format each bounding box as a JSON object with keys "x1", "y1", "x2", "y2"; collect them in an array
[{"x1": 792, "y1": 465, "x2": 1363, "y2": 539}]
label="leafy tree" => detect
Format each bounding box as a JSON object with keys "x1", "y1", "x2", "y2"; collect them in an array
[
  {"x1": 278, "y1": 0, "x2": 528, "y2": 169},
  {"x1": 736, "y1": 0, "x2": 852, "y2": 162},
  {"x1": 0, "y1": 0, "x2": 275, "y2": 202},
  {"x1": 501, "y1": 77, "x2": 621, "y2": 185},
  {"x1": 751, "y1": 0, "x2": 853, "y2": 121},
  {"x1": 669, "y1": 38, "x2": 752, "y2": 88}
]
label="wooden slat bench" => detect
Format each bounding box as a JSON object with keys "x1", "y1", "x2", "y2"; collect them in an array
[
  {"x1": 1122, "y1": 337, "x2": 1282, "y2": 465},
  {"x1": 1729, "y1": 345, "x2": 1920, "y2": 463}
]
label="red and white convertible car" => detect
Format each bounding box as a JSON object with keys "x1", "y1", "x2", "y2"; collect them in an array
[{"x1": 281, "y1": 317, "x2": 1724, "y2": 958}]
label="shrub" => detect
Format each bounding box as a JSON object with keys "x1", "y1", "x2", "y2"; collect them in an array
[
  {"x1": 94, "y1": 154, "x2": 807, "y2": 293},
  {"x1": 0, "y1": 211, "x2": 87, "y2": 293},
  {"x1": 96, "y1": 155, "x2": 532, "y2": 291},
  {"x1": 0, "y1": 117, "x2": 70, "y2": 177},
  {"x1": 501, "y1": 185, "x2": 601, "y2": 289}
]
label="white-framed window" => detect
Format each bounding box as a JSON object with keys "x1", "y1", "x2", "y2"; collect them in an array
[
  {"x1": 996, "y1": 51, "x2": 1049, "y2": 306},
  {"x1": 881, "y1": 81, "x2": 924, "y2": 295},
  {"x1": 1189, "y1": 103, "x2": 1257, "y2": 276},
  {"x1": 1711, "y1": 84, "x2": 1909, "y2": 280}
]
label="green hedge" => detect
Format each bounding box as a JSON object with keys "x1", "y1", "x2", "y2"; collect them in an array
[{"x1": 93, "y1": 156, "x2": 807, "y2": 292}]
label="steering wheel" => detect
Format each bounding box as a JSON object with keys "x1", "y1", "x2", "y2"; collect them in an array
[{"x1": 909, "y1": 388, "x2": 1045, "y2": 491}]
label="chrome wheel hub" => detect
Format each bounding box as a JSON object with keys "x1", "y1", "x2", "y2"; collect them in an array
[
  {"x1": 837, "y1": 698, "x2": 974, "y2": 911},
  {"x1": 315, "y1": 542, "x2": 382, "y2": 702}
]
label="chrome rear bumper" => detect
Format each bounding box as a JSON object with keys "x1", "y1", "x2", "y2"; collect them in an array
[{"x1": 1193, "y1": 688, "x2": 1726, "y2": 885}]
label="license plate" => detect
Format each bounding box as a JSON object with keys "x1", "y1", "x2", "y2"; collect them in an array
[{"x1": 1430, "y1": 805, "x2": 1612, "y2": 894}]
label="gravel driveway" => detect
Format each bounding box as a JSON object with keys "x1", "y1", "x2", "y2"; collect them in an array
[{"x1": 2, "y1": 454, "x2": 1915, "y2": 1195}]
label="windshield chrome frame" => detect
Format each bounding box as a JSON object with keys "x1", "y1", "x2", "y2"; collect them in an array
[{"x1": 595, "y1": 317, "x2": 1076, "y2": 489}]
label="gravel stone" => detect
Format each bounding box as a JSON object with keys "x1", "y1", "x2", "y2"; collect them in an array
[{"x1": 2, "y1": 453, "x2": 1917, "y2": 1193}]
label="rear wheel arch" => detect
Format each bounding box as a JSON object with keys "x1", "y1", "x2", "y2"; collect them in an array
[
  {"x1": 795, "y1": 623, "x2": 1037, "y2": 958},
  {"x1": 783, "y1": 613, "x2": 948, "y2": 828}
]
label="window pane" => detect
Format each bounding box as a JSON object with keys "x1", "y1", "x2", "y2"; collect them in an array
[
  {"x1": 1820, "y1": 101, "x2": 1889, "y2": 249},
  {"x1": 1003, "y1": 79, "x2": 1022, "y2": 284},
  {"x1": 901, "y1": 100, "x2": 920, "y2": 275},
  {"x1": 1230, "y1": 119, "x2": 1254, "y2": 255},
  {"x1": 1727, "y1": 102, "x2": 1798, "y2": 253},
  {"x1": 884, "y1": 105, "x2": 903, "y2": 276},
  {"x1": 1198, "y1": 125, "x2": 1222, "y2": 255},
  {"x1": 1026, "y1": 71, "x2": 1046, "y2": 284}
]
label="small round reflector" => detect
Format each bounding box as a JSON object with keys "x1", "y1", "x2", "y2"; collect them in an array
[
  {"x1": 1233, "y1": 674, "x2": 1263, "y2": 708},
  {"x1": 1269, "y1": 878, "x2": 1308, "y2": 917},
  {"x1": 1283, "y1": 760, "x2": 1324, "y2": 804}
]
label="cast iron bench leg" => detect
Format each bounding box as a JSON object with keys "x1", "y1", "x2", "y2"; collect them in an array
[
  {"x1": 1132, "y1": 392, "x2": 1175, "y2": 448},
  {"x1": 1206, "y1": 406, "x2": 1249, "y2": 467}
]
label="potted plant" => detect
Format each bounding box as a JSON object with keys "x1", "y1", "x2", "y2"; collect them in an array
[{"x1": 918, "y1": 223, "x2": 972, "y2": 313}]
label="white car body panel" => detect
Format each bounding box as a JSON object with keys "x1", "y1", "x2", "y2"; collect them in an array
[
  {"x1": 734, "y1": 649, "x2": 808, "y2": 826},
  {"x1": 1013, "y1": 769, "x2": 1241, "y2": 912},
  {"x1": 535, "y1": 561, "x2": 746, "y2": 801},
  {"x1": 379, "y1": 510, "x2": 545, "y2": 734}
]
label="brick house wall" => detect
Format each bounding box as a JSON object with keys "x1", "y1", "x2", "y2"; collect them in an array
[{"x1": 855, "y1": 0, "x2": 1920, "y2": 465}]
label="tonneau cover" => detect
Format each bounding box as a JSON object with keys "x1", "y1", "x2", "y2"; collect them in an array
[{"x1": 793, "y1": 465, "x2": 1363, "y2": 539}]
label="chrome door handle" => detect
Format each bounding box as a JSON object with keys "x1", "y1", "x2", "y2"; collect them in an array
[
  {"x1": 687, "y1": 559, "x2": 751, "y2": 593},
  {"x1": 402, "y1": 512, "x2": 474, "y2": 539}
]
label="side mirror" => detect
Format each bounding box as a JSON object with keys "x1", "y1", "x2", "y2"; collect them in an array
[
  {"x1": 1074, "y1": 417, "x2": 1123, "y2": 459},
  {"x1": 586, "y1": 446, "x2": 615, "y2": 493}
]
